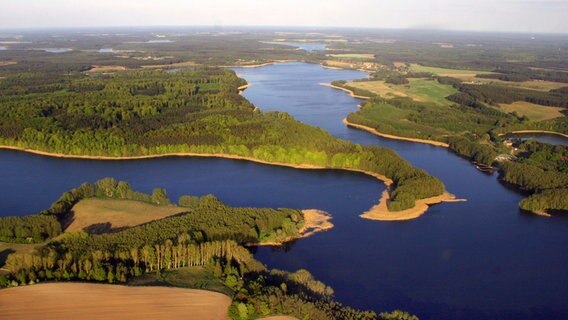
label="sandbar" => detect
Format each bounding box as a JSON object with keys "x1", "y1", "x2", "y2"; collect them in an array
[{"x1": 361, "y1": 190, "x2": 465, "y2": 221}]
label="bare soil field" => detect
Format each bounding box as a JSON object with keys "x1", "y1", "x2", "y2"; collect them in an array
[{"x1": 0, "y1": 282, "x2": 231, "y2": 320}]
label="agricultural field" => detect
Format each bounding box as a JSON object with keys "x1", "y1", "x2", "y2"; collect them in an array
[
  {"x1": 0, "y1": 283, "x2": 232, "y2": 320},
  {"x1": 409, "y1": 63, "x2": 493, "y2": 77},
  {"x1": 497, "y1": 101, "x2": 566, "y2": 121},
  {"x1": 347, "y1": 78, "x2": 458, "y2": 106},
  {"x1": 65, "y1": 198, "x2": 187, "y2": 233}
]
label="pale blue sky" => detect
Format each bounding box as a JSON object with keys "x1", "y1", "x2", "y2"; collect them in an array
[{"x1": 1, "y1": 0, "x2": 566, "y2": 33}]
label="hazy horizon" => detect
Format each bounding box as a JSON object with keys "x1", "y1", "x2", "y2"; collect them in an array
[{"x1": 1, "y1": 0, "x2": 566, "y2": 34}]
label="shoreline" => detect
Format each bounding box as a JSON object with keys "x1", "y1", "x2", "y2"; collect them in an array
[
  {"x1": 320, "y1": 83, "x2": 370, "y2": 100},
  {"x1": 254, "y1": 209, "x2": 334, "y2": 246},
  {"x1": 501, "y1": 130, "x2": 568, "y2": 139},
  {"x1": 221, "y1": 60, "x2": 293, "y2": 69},
  {"x1": 237, "y1": 84, "x2": 251, "y2": 95},
  {"x1": 343, "y1": 118, "x2": 450, "y2": 148},
  {"x1": 360, "y1": 191, "x2": 465, "y2": 221},
  {"x1": 531, "y1": 210, "x2": 552, "y2": 217},
  {"x1": 0, "y1": 145, "x2": 453, "y2": 222}
]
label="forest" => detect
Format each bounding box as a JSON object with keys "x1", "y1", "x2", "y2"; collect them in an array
[
  {"x1": 0, "y1": 67, "x2": 445, "y2": 211},
  {"x1": 0, "y1": 179, "x2": 388, "y2": 320},
  {"x1": 500, "y1": 141, "x2": 568, "y2": 213}
]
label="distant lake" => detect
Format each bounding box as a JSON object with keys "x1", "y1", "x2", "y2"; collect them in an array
[
  {"x1": 0, "y1": 46, "x2": 6, "y2": 51},
  {"x1": 97, "y1": 48, "x2": 115, "y2": 53},
  {"x1": 147, "y1": 39, "x2": 173, "y2": 44},
  {"x1": 37, "y1": 48, "x2": 72, "y2": 53},
  {"x1": 234, "y1": 62, "x2": 568, "y2": 320},
  {"x1": 503, "y1": 132, "x2": 568, "y2": 146},
  {"x1": 262, "y1": 41, "x2": 326, "y2": 52}
]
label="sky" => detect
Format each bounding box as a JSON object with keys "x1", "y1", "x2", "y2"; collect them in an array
[{"x1": 0, "y1": 0, "x2": 566, "y2": 33}]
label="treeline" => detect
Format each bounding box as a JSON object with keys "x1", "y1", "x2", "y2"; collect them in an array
[
  {"x1": 520, "y1": 189, "x2": 568, "y2": 213},
  {"x1": 500, "y1": 142, "x2": 568, "y2": 192},
  {"x1": 230, "y1": 268, "x2": 380, "y2": 320},
  {"x1": 0, "y1": 215, "x2": 61, "y2": 243},
  {"x1": 42, "y1": 177, "x2": 171, "y2": 217},
  {"x1": 453, "y1": 84, "x2": 568, "y2": 108},
  {"x1": 478, "y1": 65, "x2": 568, "y2": 83},
  {"x1": 448, "y1": 136, "x2": 498, "y2": 166}
]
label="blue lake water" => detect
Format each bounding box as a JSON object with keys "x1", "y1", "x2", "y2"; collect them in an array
[
  {"x1": 97, "y1": 48, "x2": 115, "y2": 53},
  {"x1": 234, "y1": 62, "x2": 568, "y2": 320},
  {"x1": 503, "y1": 132, "x2": 568, "y2": 146},
  {"x1": 0, "y1": 62, "x2": 567, "y2": 319},
  {"x1": 39, "y1": 48, "x2": 73, "y2": 53},
  {"x1": 262, "y1": 41, "x2": 326, "y2": 52}
]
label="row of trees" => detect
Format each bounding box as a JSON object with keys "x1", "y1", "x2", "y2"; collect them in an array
[{"x1": 0, "y1": 215, "x2": 61, "y2": 243}]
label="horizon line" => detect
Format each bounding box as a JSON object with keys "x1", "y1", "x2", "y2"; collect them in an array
[{"x1": 0, "y1": 25, "x2": 567, "y2": 36}]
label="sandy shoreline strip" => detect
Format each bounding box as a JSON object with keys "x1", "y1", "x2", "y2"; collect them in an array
[
  {"x1": 360, "y1": 190, "x2": 465, "y2": 221},
  {"x1": 255, "y1": 209, "x2": 334, "y2": 246},
  {"x1": 343, "y1": 118, "x2": 450, "y2": 148},
  {"x1": 320, "y1": 83, "x2": 371, "y2": 100},
  {"x1": 0, "y1": 282, "x2": 231, "y2": 320},
  {"x1": 221, "y1": 59, "x2": 293, "y2": 68}
]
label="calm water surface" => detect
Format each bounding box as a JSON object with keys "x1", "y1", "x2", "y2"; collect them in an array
[
  {"x1": 503, "y1": 132, "x2": 568, "y2": 146},
  {"x1": 0, "y1": 62, "x2": 566, "y2": 319},
  {"x1": 262, "y1": 41, "x2": 326, "y2": 52},
  {"x1": 234, "y1": 62, "x2": 568, "y2": 320}
]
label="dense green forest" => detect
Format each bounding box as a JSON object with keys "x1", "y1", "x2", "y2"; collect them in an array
[
  {"x1": 0, "y1": 180, "x2": 388, "y2": 320},
  {"x1": 0, "y1": 67, "x2": 444, "y2": 211},
  {"x1": 500, "y1": 141, "x2": 568, "y2": 213}
]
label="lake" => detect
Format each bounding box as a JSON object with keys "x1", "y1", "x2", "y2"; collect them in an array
[
  {"x1": 503, "y1": 132, "x2": 568, "y2": 146},
  {"x1": 234, "y1": 62, "x2": 568, "y2": 320},
  {"x1": 261, "y1": 41, "x2": 326, "y2": 52},
  {"x1": 0, "y1": 62, "x2": 566, "y2": 320}
]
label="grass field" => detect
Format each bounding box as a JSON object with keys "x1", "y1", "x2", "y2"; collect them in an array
[
  {"x1": 327, "y1": 53, "x2": 375, "y2": 60},
  {"x1": 129, "y1": 266, "x2": 234, "y2": 296},
  {"x1": 497, "y1": 102, "x2": 566, "y2": 121},
  {"x1": 347, "y1": 78, "x2": 458, "y2": 106},
  {"x1": 66, "y1": 198, "x2": 186, "y2": 233},
  {"x1": 410, "y1": 63, "x2": 566, "y2": 91},
  {"x1": 410, "y1": 63, "x2": 493, "y2": 77},
  {"x1": 0, "y1": 283, "x2": 231, "y2": 320}
]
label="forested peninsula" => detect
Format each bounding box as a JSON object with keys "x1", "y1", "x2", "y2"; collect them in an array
[
  {"x1": 0, "y1": 178, "x2": 383, "y2": 319},
  {"x1": 0, "y1": 67, "x2": 446, "y2": 214}
]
